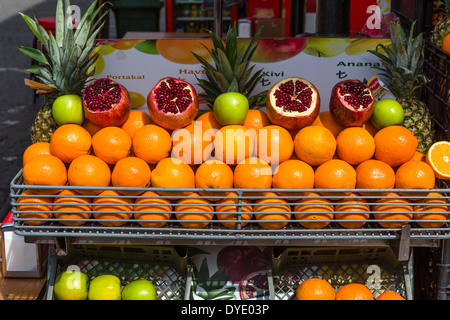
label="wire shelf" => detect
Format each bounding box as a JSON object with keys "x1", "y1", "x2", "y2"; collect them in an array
[{"x1": 10, "y1": 169, "x2": 450, "y2": 245}]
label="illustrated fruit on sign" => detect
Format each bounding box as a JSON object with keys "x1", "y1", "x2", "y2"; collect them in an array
[
  {"x1": 111, "y1": 40, "x2": 142, "y2": 50},
  {"x1": 293, "y1": 126, "x2": 336, "y2": 166},
  {"x1": 233, "y1": 157, "x2": 273, "y2": 196},
  {"x1": 240, "y1": 38, "x2": 308, "y2": 63},
  {"x1": 370, "y1": 98, "x2": 405, "y2": 129},
  {"x1": 151, "y1": 157, "x2": 195, "y2": 196},
  {"x1": 255, "y1": 125, "x2": 294, "y2": 165},
  {"x1": 294, "y1": 192, "x2": 334, "y2": 229},
  {"x1": 132, "y1": 124, "x2": 172, "y2": 164},
  {"x1": 295, "y1": 278, "x2": 336, "y2": 300},
  {"x1": 92, "y1": 127, "x2": 132, "y2": 165},
  {"x1": 243, "y1": 109, "x2": 271, "y2": 132},
  {"x1": 414, "y1": 192, "x2": 449, "y2": 228},
  {"x1": 22, "y1": 142, "x2": 52, "y2": 167},
  {"x1": 334, "y1": 193, "x2": 370, "y2": 229},
  {"x1": 53, "y1": 189, "x2": 92, "y2": 226},
  {"x1": 254, "y1": 192, "x2": 292, "y2": 230},
  {"x1": 335, "y1": 283, "x2": 374, "y2": 300},
  {"x1": 87, "y1": 55, "x2": 104, "y2": 76},
  {"x1": 23, "y1": 155, "x2": 67, "y2": 195},
  {"x1": 51, "y1": 94, "x2": 84, "y2": 125},
  {"x1": 172, "y1": 123, "x2": 214, "y2": 165},
  {"x1": 67, "y1": 154, "x2": 111, "y2": 195},
  {"x1": 128, "y1": 91, "x2": 147, "y2": 109},
  {"x1": 372, "y1": 193, "x2": 413, "y2": 228},
  {"x1": 156, "y1": 39, "x2": 213, "y2": 64},
  {"x1": 195, "y1": 159, "x2": 234, "y2": 200},
  {"x1": 214, "y1": 125, "x2": 255, "y2": 165},
  {"x1": 134, "y1": 40, "x2": 159, "y2": 55},
  {"x1": 303, "y1": 38, "x2": 349, "y2": 57},
  {"x1": 272, "y1": 159, "x2": 315, "y2": 199},
  {"x1": 88, "y1": 274, "x2": 122, "y2": 300},
  {"x1": 111, "y1": 157, "x2": 152, "y2": 196},
  {"x1": 17, "y1": 189, "x2": 53, "y2": 226},
  {"x1": 93, "y1": 190, "x2": 133, "y2": 227},
  {"x1": 329, "y1": 79, "x2": 375, "y2": 127},
  {"x1": 395, "y1": 160, "x2": 435, "y2": 195},
  {"x1": 426, "y1": 140, "x2": 450, "y2": 180},
  {"x1": 147, "y1": 77, "x2": 199, "y2": 130},
  {"x1": 122, "y1": 279, "x2": 157, "y2": 300},
  {"x1": 373, "y1": 125, "x2": 419, "y2": 167},
  {"x1": 314, "y1": 159, "x2": 357, "y2": 198},
  {"x1": 215, "y1": 192, "x2": 253, "y2": 229},
  {"x1": 335, "y1": 127, "x2": 375, "y2": 165},
  {"x1": 213, "y1": 92, "x2": 249, "y2": 126},
  {"x1": 120, "y1": 110, "x2": 154, "y2": 140},
  {"x1": 311, "y1": 110, "x2": 345, "y2": 138},
  {"x1": 49, "y1": 124, "x2": 92, "y2": 164},
  {"x1": 355, "y1": 159, "x2": 396, "y2": 195},
  {"x1": 265, "y1": 77, "x2": 321, "y2": 131},
  {"x1": 175, "y1": 192, "x2": 214, "y2": 229},
  {"x1": 134, "y1": 191, "x2": 172, "y2": 228},
  {"x1": 54, "y1": 269, "x2": 89, "y2": 300}
]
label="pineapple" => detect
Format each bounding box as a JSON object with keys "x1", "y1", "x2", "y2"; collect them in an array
[
  {"x1": 18, "y1": 0, "x2": 109, "y2": 143},
  {"x1": 369, "y1": 21, "x2": 435, "y2": 154},
  {"x1": 431, "y1": 0, "x2": 450, "y2": 48},
  {"x1": 193, "y1": 24, "x2": 264, "y2": 108}
]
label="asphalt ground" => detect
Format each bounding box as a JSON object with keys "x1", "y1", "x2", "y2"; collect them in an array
[{"x1": 0, "y1": 0, "x2": 116, "y2": 220}]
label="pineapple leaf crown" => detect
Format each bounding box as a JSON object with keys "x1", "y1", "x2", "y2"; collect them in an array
[
  {"x1": 193, "y1": 24, "x2": 264, "y2": 108},
  {"x1": 368, "y1": 20, "x2": 428, "y2": 99},
  {"x1": 18, "y1": 0, "x2": 109, "y2": 97}
]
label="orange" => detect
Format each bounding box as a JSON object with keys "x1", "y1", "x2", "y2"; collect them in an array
[
  {"x1": 92, "y1": 127, "x2": 132, "y2": 164},
  {"x1": 134, "y1": 191, "x2": 172, "y2": 228},
  {"x1": 373, "y1": 126, "x2": 418, "y2": 167},
  {"x1": 23, "y1": 155, "x2": 68, "y2": 195},
  {"x1": 395, "y1": 160, "x2": 436, "y2": 195},
  {"x1": 243, "y1": 109, "x2": 271, "y2": 131},
  {"x1": 272, "y1": 159, "x2": 315, "y2": 199},
  {"x1": 372, "y1": 192, "x2": 413, "y2": 228},
  {"x1": 255, "y1": 125, "x2": 294, "y2": 164},
  {"x1": 443, "y1": 33, "x2": 450, "y2": 53},
  {"x1": 426, "y1": 141, "x2": 450, "y2": 180},
  {"x1": 172, "y1": 123, "x2": 214, "y2": 165},
  {"x1": 294, "y1": 192, "x2": 334, "y2": 229},
  {"x1": 16, "y1": 189, "x2": 53, "y2": 225},
  {"x1": 120, "y1": 110, "x2": 153, "y2": 139},
  {"x1": 50, "y1": 124, "x2": 92, "y2": 163},
  {"x1": 82, "y1": 119, "x2": 102, "y2": 136},
  {"x1": 214, "y1": 125, "x2": 255, "y2": 165},
  {"x1": 334, "y1": 193, "x2": 370, "y2": 229},
  {"x1": 335, "y1": 283, "x2": 374, "y2": 300},
  {"x1": 355, "y1": 159, "x2": 396, "y2": 195},
  {"x1": 311, "y1": 111, "x2": 345, "y2": 138},
  {"x1": 361, "y1": 120, "x2": 379, "y2": 137},
  {"x1": 254, "y1": 192, "x2": 292, "y2": 229},
  {"x1": 294, "y1": 126, "x2": 336, "y2": 166},
  {"x1": 67, "y1": 154, "x2": 111, "y2": 195},
  {"x1": 175, "y1": 192, "x2": 214, "y2": 229},
  {"x1": 215, "y1": 192, "x2": 253, "y2": 229},
  {"x1": 376, "y1": 290, "x2": 405, "y2": 300},
  {"x1": 22, "y1": 142, "x2": 52, "y2": 166},
  {"x1": 412, "y1": 150, "x2": 426, "y2": 162},
  {"x1": 233, "y1": 157, "x2": 273, "y2": 195},
  {"x1": 132, "y1": 124, "x2": 172, "y2": 164},
  {"x1": 336, "y1": 127, "x2": 375, "y2": 165},
  {"x1": 295, "y1": 278, "x2": 336, "y2": 300},
  {"x1": 53, "y1": 189, "x2": 92, "y2": 226},
  {"x1": 195, "y1": 159, "x2": 234, "y2": 200},
  {"x1": 156, "y1": 39, "x2": 213, "y2": 64},
  {"x1": 414, "y1": 192, "x2": 449, "y2": 228},
  {"x1": 196, "y1": 111, "x2": 222, "y2": 132},
  {"x1": 111, "y1": 157, "x2": 152, "y2": 195},
  {"x1": 92, "y1": 190, "x2": 133, "y2": 227},
  {"x1": 151, "y1": 157, "x2": 195, "y2": 196},
  {"x1": 314, "y1": 159, "x2": 357, "y2": 197}
]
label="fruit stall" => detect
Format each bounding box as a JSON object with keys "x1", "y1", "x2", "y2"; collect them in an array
[{"x1": 3, "y1": 0, "x2": 450, "y2": 302}]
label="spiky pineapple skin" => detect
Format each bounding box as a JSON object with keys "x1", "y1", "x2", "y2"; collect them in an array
[
  {"x1": 431, "y1": 16, "x2": 450, "y2": 47},
  {"x1": 399, "y1": 98, "x2": 435, "y2": 154},
  {"x1": 31, "y1": 102, "x2": 58, "y2": 143}
]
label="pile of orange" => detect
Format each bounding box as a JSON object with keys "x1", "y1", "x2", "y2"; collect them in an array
[{"x1": 18, "y1": 109, "x2": 448, "y2": 230}]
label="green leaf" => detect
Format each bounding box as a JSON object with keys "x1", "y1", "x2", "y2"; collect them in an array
[
  {"x1": 24, "y1": 64, "x2": 47, "y2": 75},
  {"x1": 217, "y1": 49, "x2": 233, "y2": 82},
  {"x1": 17, "y1": 46, "x2": 49, "y2": 65},
  {"x1": 55, "y1": 0, "x2": 65, "y2": 47},
  {"x1": 73, "y1": 0, "x2": 97, "y2": 41},
  {"x1": 213, "y1": 71, "x2": 230, "y2": 93},
  {"x1": 19, "y1": 13, "x2": 45, "y2": 45}
]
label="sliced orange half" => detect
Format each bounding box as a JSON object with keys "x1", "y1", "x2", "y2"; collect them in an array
[{"x1": 426, "y1": 141, "x2": 450, "y2": 180}]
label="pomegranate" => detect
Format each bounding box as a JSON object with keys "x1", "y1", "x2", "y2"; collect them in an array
[
  {"x1": 238, "y1": 270, "x2": 269, "y2": 299},
  {"x1": 329, "y1": 79, "x2": 375, "y2": 127},
  {"x1": 265, "y1": 77, "x2": 320, "y2": 131},
  {"x1": 83, "y1": 78, "x2": 131, "y2": 127},
  {"x1": 147, "y1": 77, "x2": 199, "y2": 130}
]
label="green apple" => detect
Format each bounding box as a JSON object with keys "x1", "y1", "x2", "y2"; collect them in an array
[
  {"x1": 52, "y1": 94, "x2": 84, "y2": 125},
  {"x1": 122, "y1": 279, "x2": 157, "y2": 300},
  {"x1": 370, "y1": 98, "x2": 405, "y2": 129},
  {"x1": 53, "y1": 269, "x2": 89, "y2": 300},
  {"x1": 213, "y1": 92, "x2": 249, "y2": 126},
  {"x1": 88, "y1": 274, "x2": 122, "y2": 300}
]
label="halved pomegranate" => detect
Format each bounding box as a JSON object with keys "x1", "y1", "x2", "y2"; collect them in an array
[
  {"x1": 147, "y1": 77, "x2": 199, "y2": 130},
  {"x1": 83, "y1": 78, "x2": 131, "y2": 127},
  {"x1": 329, "y1": 79, "x2": 375, "y2": 127},
  {"x1": 266, "y1": 77, "x2": 320, "y2": 131}
]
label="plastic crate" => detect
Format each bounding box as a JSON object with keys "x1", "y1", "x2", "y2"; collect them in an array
[
  {"x1": 269, "y1": 245, "x2": 413, "y2": 300},
  {"x1": 110, "y1": 0, "x2": 163, "y2": 38},
  {"x1": 391, "y1": 0, "x2": 433, "y2": 36},
  {"x1": 46, "y1": 243, "x2": 190, "y2": 300}
]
